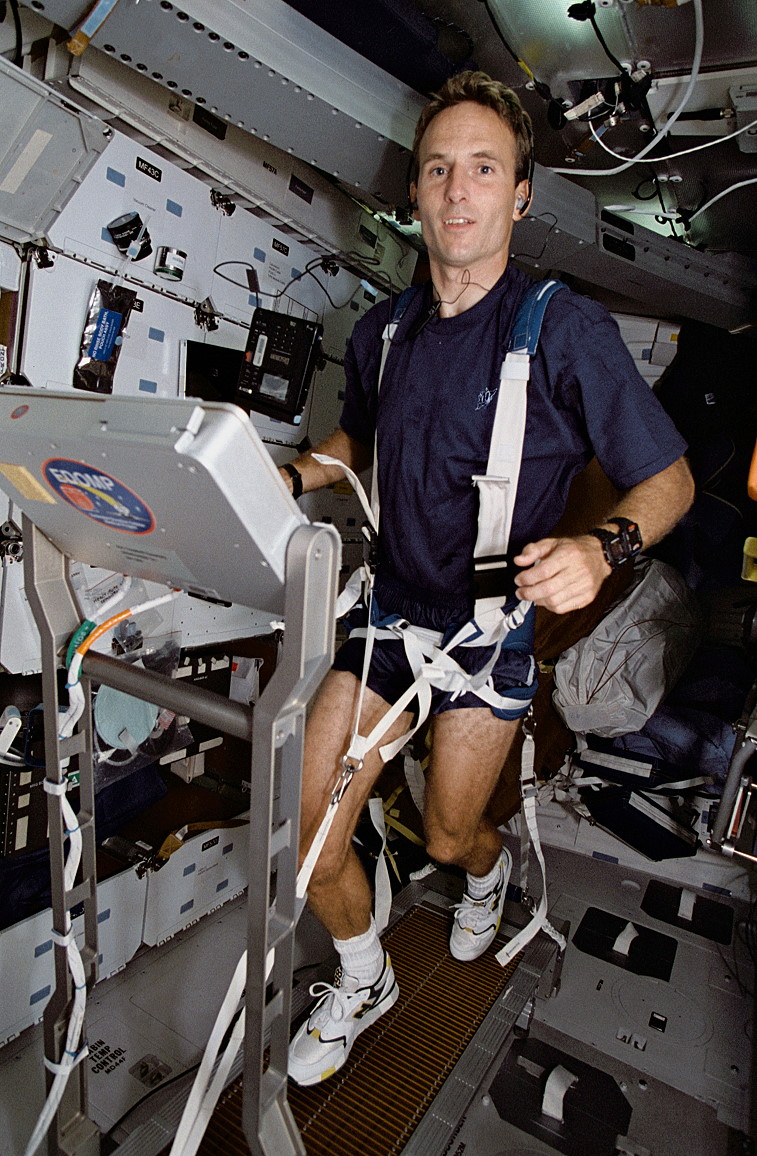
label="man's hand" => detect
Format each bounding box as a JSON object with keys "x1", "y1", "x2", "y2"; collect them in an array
[{"x1": 513, "y1": 535, "x2": 611, "y2": 614}]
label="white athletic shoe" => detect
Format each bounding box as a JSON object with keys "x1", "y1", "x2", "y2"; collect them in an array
[
  {"x1": 288, "y1": 951, "x2": 398, "y2": 1086},
  {"x1": 449, "y1": 846, "x2": 512, "y2": 962}
]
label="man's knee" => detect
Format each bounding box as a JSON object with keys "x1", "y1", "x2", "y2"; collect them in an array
[{"x1": 424, "y1": 826, "x2": 475, "y2": 868}]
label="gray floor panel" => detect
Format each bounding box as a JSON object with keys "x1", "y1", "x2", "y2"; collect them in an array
[{"x1": 517, "y1": 839, "x2": 755, "y2": 1135}]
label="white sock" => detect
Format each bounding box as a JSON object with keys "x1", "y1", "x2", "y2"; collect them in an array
[
  {"x1": 333, "y1": 917, "x2": 384, "y2": 986},
  {"x1": 466, "y1": 848, "x2": 503, "y2": 900}
]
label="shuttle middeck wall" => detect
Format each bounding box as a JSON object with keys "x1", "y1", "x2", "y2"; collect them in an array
[{"x1": 2, "y1": 58, "x2": 414, "y2": 670}]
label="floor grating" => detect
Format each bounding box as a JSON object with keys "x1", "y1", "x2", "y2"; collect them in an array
[{"x1": 195, "y1": 903, "x2": 518, "y2": 1156}]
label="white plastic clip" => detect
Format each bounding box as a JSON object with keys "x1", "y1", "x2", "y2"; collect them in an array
[
  {"x1": 541, "y1": 1064, "x2": 578, "y2": 1122},
  {"x1": 677, "y1": 889, "x2": 696, "y2": 922}
]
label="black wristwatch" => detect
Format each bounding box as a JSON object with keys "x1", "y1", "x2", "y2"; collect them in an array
[
  {"x1": 587, "y1": 517, "x2": 642, "y2": 570},
  {"x1": 281, "y1": 461, "x2": 303, "y2": 500}
]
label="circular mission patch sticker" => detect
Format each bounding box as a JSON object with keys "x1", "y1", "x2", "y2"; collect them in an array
[{"x1": 43, "y1": 459, "x2": 155, "y2": 534}]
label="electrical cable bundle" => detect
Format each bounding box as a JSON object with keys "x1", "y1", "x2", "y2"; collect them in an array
[
  {"x1": 552, "y1": 0, "x2": 705, "y2": 176},
  {"x1": 59, "y1": 585, "x2": 180, "y2": 741}
]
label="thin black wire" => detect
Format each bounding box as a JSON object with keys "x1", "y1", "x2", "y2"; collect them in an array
[
  {"x1": 214, "y1": 252, "x2": 394, "y2": 314},
  {"x1": 214, "y1": 256, "x2": 326, "y2": 301},
  {"x1": 650, "y1": 171, "x2": 679, "y2": 238},
  {"x1": 480, "y1": 0, "x2": 528, "y2": 73},
  {"x1": 511, "y1": 211, "x2": 559, "y2": 264},
  {"x1": 588, "y1": 11, "x2": 626, "y2": 76},
  {"x1": 633, "y1": 175, "x2": 660, "y2": 202}
]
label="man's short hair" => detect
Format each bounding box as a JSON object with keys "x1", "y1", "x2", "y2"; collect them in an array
[{"x1": 411, "y1": 70, "x2": 533, "y2": 187}]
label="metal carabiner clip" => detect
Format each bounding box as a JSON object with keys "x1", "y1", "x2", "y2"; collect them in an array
[
  {"x1": 521, "y1": 707, "x2": 536, "y2": 740},
  {"x1": 330, "y1": 754, "x2": 364, "y2": 805}
]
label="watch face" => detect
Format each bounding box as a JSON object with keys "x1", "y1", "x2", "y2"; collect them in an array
[{"x1": 607, "y1": 535, "x2": 626, "y2": 563}]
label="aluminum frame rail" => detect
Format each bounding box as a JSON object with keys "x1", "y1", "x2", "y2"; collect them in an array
[
  {"x1": 24, "y1": 516, "x2": 100, "y2": 1156},
  {"x1": 22, "y1": 515, "x2": 339, "y2": 1156}
]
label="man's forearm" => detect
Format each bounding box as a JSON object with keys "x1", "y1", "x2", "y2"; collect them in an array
[
  {"x1": 594, "y1": 455, "x2": 695, "y2": 548},
  {"x1": 280, "y1": 428, "x2": 372, "y2": 496},
  {"x1": 514, "y1": 455, "x2": 695, "y2": 614}
]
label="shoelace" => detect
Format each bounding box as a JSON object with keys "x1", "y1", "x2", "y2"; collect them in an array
[
  {"x1": 452, "y1": 896, "x2": 497, "y2": 929},
  {"x1": 453, "y1": 872, "x2": 503, "y2": 928},
  {"x1": 307, "y1": 977, "x2": 369, "y2": 1026}
]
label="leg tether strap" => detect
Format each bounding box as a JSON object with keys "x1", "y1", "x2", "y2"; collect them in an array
[{"x1": 495, "y1": 716, "x2": 567, "y2": 967}]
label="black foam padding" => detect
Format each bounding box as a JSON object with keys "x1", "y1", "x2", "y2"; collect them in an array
[
  {"x1": 641, "y1": 879, "x2": 734, "y2": 945},
  {"x1": 489, "y1": 1036, "x2": 632, "y2": 1156},
  {"x1": 572, "y1": 907, "x2": 677, "y2": 981}
]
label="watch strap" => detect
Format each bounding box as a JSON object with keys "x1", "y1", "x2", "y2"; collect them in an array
[
  {"x1": 606, "y1": 516, "x2": 643, "y2": 551},
  {"x1": 282, "y1": 461, "x2": 303, "y2": 500}
]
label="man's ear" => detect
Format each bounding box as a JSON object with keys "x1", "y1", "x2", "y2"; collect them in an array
[{"x1": 409, "y1": 182, "x2": 419, "y2": 216}]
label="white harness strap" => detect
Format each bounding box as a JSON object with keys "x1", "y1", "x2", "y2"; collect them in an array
[
  {"x1": 495, "y1": 717, "x2": 567, "y2": 965},
  {"x1": 472, "y1": 350, "x2": 529, "y2": 621},
  {"x1": 471, "y1": 278, "x2": 566, "y2": 622}
]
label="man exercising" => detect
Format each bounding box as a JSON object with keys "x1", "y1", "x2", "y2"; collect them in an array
[{"x1": 280, "y1": 71, "x2": 694, "y2": 1086}]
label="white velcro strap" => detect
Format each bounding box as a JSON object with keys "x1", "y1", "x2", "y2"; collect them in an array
[
  {"x1": 496, "y1": 730, "x2": 567, "y2": 967},
  {"x1": 44, "y1": 779, "x2": 68, "y2": 796},
  {"x1": 297, "y1": 799, "x2": 339, "y2": 900},
  {"x1": 312, "y1": 453, "x2": 376, "y2": 529},
  {"x1": 677, "y1": 889, "x2": 696, "y2": 921},
  {"x1": 50, "y1": 927, "x2": 74, "y2": 948},
  {"x1": 479, "y1": 351, "x2": 529, "y2": 550},
  {"x1": 500, "y1": 351, "x2": 530, "y2": 381},
  {"x1": 403, "y1": 752, "x2": 426, "y2": 815},
  {"x1": 334, "y1": 565, "x2": 370, "y2": 620},
  {"x1": 368, "y1": 797, "x2": 392, "y2": 933},
  {"x1": 612, "y1": 922, "x2": 639, "y2": 956},
  {"x1": 541, "y1": 1065, "x2": 578, "y2": 1122},
  {"x1": 44, "y1": 1045, "x2": 89, "y2": 1075},
  {"x1": 519, "y1": 803, "x2": 530, "y2": 892}
]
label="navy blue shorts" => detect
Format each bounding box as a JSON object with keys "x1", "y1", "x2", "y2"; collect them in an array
[{"x1": 332, "y1": 604, "x2": 537, "y2": 721}]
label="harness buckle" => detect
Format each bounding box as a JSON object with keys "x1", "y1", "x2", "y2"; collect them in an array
[
  {"x1": 361, "y1": 521, "x2": 379, "y2": 569},
  {"x1": 521, "y1": 709, "x2": 536, "y2": 739}
]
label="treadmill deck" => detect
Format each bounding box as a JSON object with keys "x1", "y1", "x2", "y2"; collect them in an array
[{"x1": 194, "y1": 903, "x2": 523, "y2": 1155}]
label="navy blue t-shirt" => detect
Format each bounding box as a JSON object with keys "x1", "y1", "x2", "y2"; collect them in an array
[{"x1": 340, "y1": 264, "x2": 687, "y2": 631}]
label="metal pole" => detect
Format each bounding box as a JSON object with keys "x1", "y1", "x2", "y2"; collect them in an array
[
  {"x1": 243, "y1": 522, "x2": 340, "y2": 1156},
  {"x1": 82, "y1": 651, "x2": 253, "y2": 742}
]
